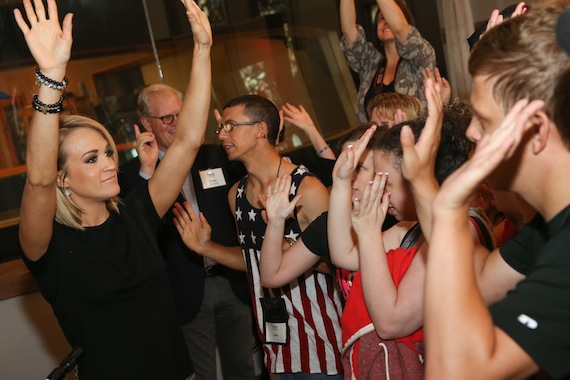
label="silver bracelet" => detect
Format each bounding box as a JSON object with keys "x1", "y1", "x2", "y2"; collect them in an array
[{"x1": 35, "y1": 66, "x2": 68, "y2": 91}]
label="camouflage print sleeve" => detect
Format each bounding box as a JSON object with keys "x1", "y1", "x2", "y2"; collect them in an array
[
  {"x1": 340, "y1": 25, "x2": 383, "y2": 123},
  {"x1": 396, "y1": 26, "x2": 436, "y2": 74},
  {"x1": 340, "y1": 24, "x2": 382, "y2": 81}
]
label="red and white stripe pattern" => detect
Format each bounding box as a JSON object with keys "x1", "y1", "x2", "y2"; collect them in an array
[
  {"x1": 236, "y1": 167, "x2": 343, "y2": 375},
  {"x1": 244, "y1": 247, "x2": 343, "y2": 374}
]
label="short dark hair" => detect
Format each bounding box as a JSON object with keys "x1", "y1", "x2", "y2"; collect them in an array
[
  {"x1": 337, "y1": 125, "x2": 375, "y2": 150},
  {"x1": 371, "y1": 105, "x2": 473, "y2": 184},
  {"x1": 223, "y1": 95, "x2": 281, "y2": 144}
]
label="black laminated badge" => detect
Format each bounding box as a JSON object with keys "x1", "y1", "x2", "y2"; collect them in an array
[{"x1": 260, "y1": 297, "x2": 289, "y2": 345}]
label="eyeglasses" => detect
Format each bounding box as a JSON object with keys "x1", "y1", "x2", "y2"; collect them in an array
[
  {"x1": 216, "y1": 120, "x2": 261, "y2": 134},
  {"x1": 146, "y1": 113, "x2": 178, "y2": 125}
]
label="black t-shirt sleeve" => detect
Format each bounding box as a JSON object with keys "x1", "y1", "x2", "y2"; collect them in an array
[
  {"x1": 300, "y1": 212, "x2": 329, "y2": 258},
  {"x1": 499, "y1": 214, "x2": 546, "y2": 275},
  {"x1": 490, "y1": 228, "x2": 570, "y2": 379},
  {"x1": 308, "y1": 157, "x2": 336, "y2": 188}
]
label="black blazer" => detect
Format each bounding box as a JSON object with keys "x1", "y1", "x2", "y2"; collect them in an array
[{"x1": 119, "y1": 144, "x2": 250, "y2": 325}]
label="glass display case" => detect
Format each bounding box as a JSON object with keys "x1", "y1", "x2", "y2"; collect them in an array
[{"x1": 0, "y1": 9, "x2": 357, "y2": 299}]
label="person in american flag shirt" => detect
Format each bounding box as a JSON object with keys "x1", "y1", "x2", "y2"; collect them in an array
[{"x1": 173, "y1": 94, "x2": 343, "y2": 379}]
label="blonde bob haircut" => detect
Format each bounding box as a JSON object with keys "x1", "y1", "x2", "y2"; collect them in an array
[
  {"x1": 366, "y1": 92, "x2": 422, "y2": 123},
  {"x1": 56, "y1": 115, "x2": 121, "y2": 230}
]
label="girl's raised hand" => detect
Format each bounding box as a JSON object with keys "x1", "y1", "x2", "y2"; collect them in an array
[
  {"x1": 332, "y1": 124, "x2": 377, "y2": 182},
  {"x1": 400, "y1": 78, "x2": 443, "y2": 184},
  {"x1": 351, "y1": 172, "x2": 390, "y2": 235}
]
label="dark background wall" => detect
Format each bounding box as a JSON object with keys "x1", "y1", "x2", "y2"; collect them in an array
[{"x1": 1, "y1": 0, "x2": 445, "y2": 71}]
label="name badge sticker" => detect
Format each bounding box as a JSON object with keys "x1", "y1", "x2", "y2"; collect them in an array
[{"x1": 199, "y1": 168, "x2": 227, "y2": 189}]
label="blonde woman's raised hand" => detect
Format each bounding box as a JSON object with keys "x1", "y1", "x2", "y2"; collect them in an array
[
  {"x1": 180, "y1": 0, "x2": 212, "y2": 48},
  {"x1": 14, "y1": 0, "x2": 73, "y2": 72}
]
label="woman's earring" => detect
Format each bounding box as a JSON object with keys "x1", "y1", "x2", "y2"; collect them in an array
[{"x1": 63, "y1": 187, "x2": 71, "y2": 196}]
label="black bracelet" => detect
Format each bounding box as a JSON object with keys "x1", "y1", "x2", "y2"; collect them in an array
[
  {"x1": 35, "y1": 66, "x2": 68, "y2": 91},
  {"x1": 32, "y1": 93, "x2": 65, "y2": 114}
]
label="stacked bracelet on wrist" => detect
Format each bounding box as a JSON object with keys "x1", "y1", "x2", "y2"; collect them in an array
[
  {"x1": 35, "y1": 66, "x2": 68, "y2": 91},
  {"x1": 32, "y1": 67, "x2": 67, "y2": 114},
  {"x1": 32, "y1": 93, "x2": 64, "y2": 114},
  {"x1": 316, "y1": 144, "x2": 330, "y2": 156}
]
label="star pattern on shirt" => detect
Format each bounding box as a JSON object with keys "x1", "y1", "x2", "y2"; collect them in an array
[
  {"x1": 295, "y1": 166, "x2": 308, "y2": 176},
  {"x1": 236, "y1": 166, "x2": 308, "y2": 251},
  {"x1": 284, "y1": 229, "x2": 300, "y2": 242},
  {"x1": 248, "y1": 209, "x2": 257, "y2": 221},
  {"x1": 237, "y1": 186, "x2": 244, "y2": 198},
  {"x1": 290, "y1": 182, "x2": 297, "y2": 196}
]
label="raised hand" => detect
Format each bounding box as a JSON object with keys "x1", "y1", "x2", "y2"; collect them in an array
[
  {"x1": 434, "y1": 99, "x2": 544, "y2": 211},
  {"x1": 134, "y1": 124, "x2": 159, "y2": 176},
  {"x1": 14, "y1": 0, "x2": 73, "y2": 73},
  {"x1": 351, "y1": 172, "x2": 390, "y2": 236},
  {"x1": 281, "y1": 103, "x2": 317, "y2": 133},
  {"x1": 422, "y1": 67, "x2": 451, "y2": 105},
  {"x1": 282, "y1": 102, "x2": 335, "y2": 159},
  {"x1": 180, "y1": 0, "x2": 212, "y2": 48},
  {"x1": 213, "y1": 108, "x2": 222, "y2": 125},
  {"x1": 332, "y1": 124, "x2": 377, "y2": 182},
  {"x1": 264, "y1": 175, "x2": 302, "y2": 224},
  {"x1": 400, "y1": 78, "x2": 443, "y2": 184},
  {"x1": 275, "y1": 109, "x2": 285, "y2": 146},
  {"x1": 485, "y1": 2, "x2": 526, "y2": 35},
  {"x1": 393, "y1": 108, "x2": 408, "y2": 126},
  {"x1": 173, "y1": 201, "x2": 212, "y2": 254}
]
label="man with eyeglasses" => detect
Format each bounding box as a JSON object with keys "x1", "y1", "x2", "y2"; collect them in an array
[
  {"x1": 174, "y1": 94, "x2": 343, "y2": 379},
  {"x1": 119, "y1": 84, "x2": 255, "y2": 380}
]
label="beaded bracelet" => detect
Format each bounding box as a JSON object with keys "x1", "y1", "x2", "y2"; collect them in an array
[
  {"x1": 32, "y1": 93, "x2": 65, "y2": 114},
  {"x1": 316, "y1": 144, "x2": 330, "y2": 156},
  {"x1": 35, "y1": 66, "x2": 68, "y2": 91}
]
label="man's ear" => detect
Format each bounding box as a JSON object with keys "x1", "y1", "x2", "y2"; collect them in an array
[
  {"x1": 139, "y1": 117, "x2": 151, "y2": 133},
  {"x1": 531, "y1": 110, "x2": 550, "y2": 155},
  {"x1": 257, "y1": 121, "x2": 268, "y2": 139}
]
